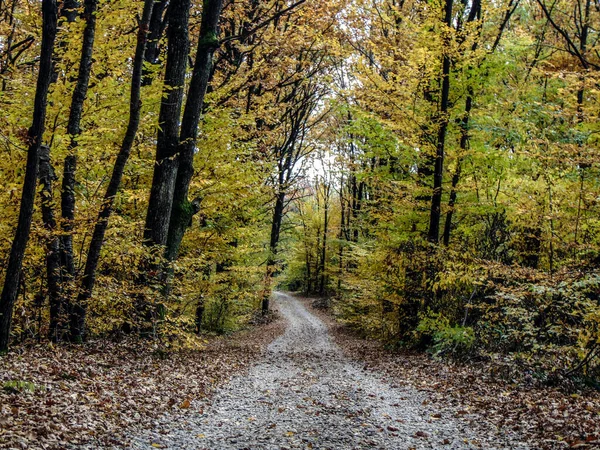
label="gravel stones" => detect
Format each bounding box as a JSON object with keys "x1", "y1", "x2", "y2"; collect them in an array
[{"x1": 127, "y1": 292, "x2": 529, "y2": 450}]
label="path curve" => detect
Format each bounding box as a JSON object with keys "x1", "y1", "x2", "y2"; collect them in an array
[{"x1": 130, "y1": 292, "x2": 528, "y2": 449}]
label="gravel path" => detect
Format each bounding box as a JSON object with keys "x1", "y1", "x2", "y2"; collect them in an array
[{"x1": 129, "y1": 292, "x2": 528, "y2": 449}]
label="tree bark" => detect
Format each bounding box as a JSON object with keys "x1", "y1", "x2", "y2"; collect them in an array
[
  {"x1": 70, "y1": 0, "x2": 155, "y2": 342},
  {"x1": 141, "y1": 0, "x2": 168, "y2": 86},
  {"x1": 442, "y1": 94, "x2": 471, "y2": 246},
  {"x1": 165, "y1": 0, "x2": 224, "y2": 263},
  {"x1": 319, "y1": 183, "x2": 329, "y2": 295},
  {"x1": 57, "y1": 0, "x2": 98, "y2": 342},
  {"x1": 143, "y1": 0, "x2": 190, "y2": 250},
  {"x1": 39, "y1": 145, "x2": 66, "y2": 341},
  {"x1": 41, "y1": 0, "x2": 82, "y2": 342},
  {"x1": 0, "y1": 0, "x2": 58, "y2": 353},
  {"x1": 427, "y1": 0, "x2": 453, "y2": 244},
  {"x1": 262, "y1": 189, "x2": 286, "y2": 313}
]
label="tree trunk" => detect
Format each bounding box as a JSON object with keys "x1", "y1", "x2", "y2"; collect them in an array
[
  {"x1": 263, "y1": 189, "x2": 285, "y2": 313},
  {"x1": 0, "y1": 0, "x2": 58, "y2": 353},
  {"x1": 427, "y1": 0, "x2": 453, "y2": 244},
  {"x1": 143, "y1": 0, "x2": 190, "y2": 250},
  {"x1": 337, "y1": 183, "x2": 346, "y2": 291},
  {"x1": 41, "y1": 0, "x2": 84, "y2": 341},
  {"x1": 165, "y1": 0, "x2": 224, "y2": 263},
  {"x1": 70, "y1": 0, "x2": 155, "y2": 342},
  {"x1": 57, "y1": 0, "x2": 98, "y2": 342},
  {"x1": 319, "y1": 184, "x2": 329, "y2": 295},
  {"x1": 442, "y1": 94, "x2": 471, "y2": 246},
  {"x1": 142, "y1": 0, "x2": 168, "y2": 86},
  {"x1": 39, "y1": 145, "x2": 66, "y2": 341}
]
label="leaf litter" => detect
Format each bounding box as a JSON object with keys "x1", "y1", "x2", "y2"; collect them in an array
[{"x1": 0, "y1": 316, "x2": 285, "y2": 449}]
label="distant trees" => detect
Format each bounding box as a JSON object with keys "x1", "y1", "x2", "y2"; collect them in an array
[{"x1": 281, "y1": 0, "x2": 600, "y2": 377}]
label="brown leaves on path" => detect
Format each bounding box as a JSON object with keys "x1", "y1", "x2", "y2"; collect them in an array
[{"x1": 0, "y1": 316, "x2": 285, "y2": 449}]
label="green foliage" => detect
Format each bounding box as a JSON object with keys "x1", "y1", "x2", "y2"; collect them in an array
[
  {"x1": 416, "y1": 311, "x2": 475, "y2": 358},
  {"x1": 475, "y1": 270, "x2": 600, "y2": 375}
]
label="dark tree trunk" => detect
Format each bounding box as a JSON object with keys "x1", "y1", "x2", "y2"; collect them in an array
[
  {"x1": 574, "y1": 0, "x2": 591, "y2": 246},
  {"x1": 143, "y1": 0, "x2": 190, "y2": 250},
  {"x1": 270, "y1": 191, "x2": 286, "y2": 257},
  {"x1": 41, "y1": 0, "x2": 83, "y2": 342},
  {"x1": 165, "y1": 0, "x2": 224, "y2": 263},
  {"x1": 262, "y1": 189, "x2": 285, "y2": 313},
  {"x1": 319, "y1": 184, "x2": 329, "y2": 295},
  {"x1": 70, "y1": 0, "x2": 155, "y2": 342},
  {"x1": 195, "y1": 299, "x2": 205, "y2": 334},
  {"x1": 62, "y1": 0, "x2": 79, "y2": 23},
  {"x1": 58, "y1": 0, "x2": 98, "y2": 342},
  {"x1": 441, "y1": 0, "x2": 495, "y2": 246},
  {"x1": 442, "y1": 94, "x2": 471, "y2": 246},
  {"x1": 0, "y1": 0, "x2": 58, "y2": 353},
  {"x1": 39, "y1": 145, "x2": 66, "y2": 341},
  {"x1": 337, "y1": 184, "x2": 346, "y2": 291},
  {"x1": 427, "y1": 0, "x2": 453, "y2": 244},
  {"x1": 351, "y1": 178, "x2": 363, "y2": 243},
  {"x1": 142, "y1": 0, "x2": 168, "y2": 86}
]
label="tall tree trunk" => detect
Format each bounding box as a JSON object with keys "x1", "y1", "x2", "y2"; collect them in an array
[
  {"x1": 442, "y1": 0, "x2": 508, "y2": 246},
  {"x1": 0, "y1": 0, "x2": 58, "y2": 353},
  {"x1": 141, "y1": 0, "x2": 168, "y2": 86},
  {"x1": 442, "y1": 94, "x2": 471, "y2": 246},
  {"x1": 337, "y1": 181, "x2": 346, "y2": 291},
  {"x1": 70, "y1": 0, "x2": 155, "y2": 342},
  {"x1": 427, "y1": 0, "x2": 453, "y2": 244},
  {"x1": 319, "y1": 184, "x2": 329, "y2": 295},
  {"x1": 574, "y1": 0, "x2": 590, "y2": 249},
  {"x1": 41, "y1": 0, "x2": 81, "y2": 341},
  {"x1": 263, "y1": 189, "x2": 285, "y2": 313},
  {"x1": 143, "y1": 0, "x2": 190, "y2": 250},
  {"x1": 39, "y1": 145, "x2": 66, "y2": 341},
  {"x1": 58, "y1": 0, "x2": 98, "y2": 342},
  {"x1": 165, "y1": 0, "x2": 224, "y2": 263}
]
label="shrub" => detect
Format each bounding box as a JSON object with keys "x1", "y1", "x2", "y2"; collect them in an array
[{"x1": 417, "y1": 311, "x2": 475, "y2": 357}]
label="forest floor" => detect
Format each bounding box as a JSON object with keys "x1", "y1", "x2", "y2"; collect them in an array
[
  {"x1": 124, "y1": 292, "x2": 528, "y2": 450},
  {"x1": 2, "y1": 293, "x2": 599, "y2": 449},
  {"x1": 0, "y1": 313, "x2": 285, "y2": 449},
  {"x1": 304, "y1": 295, "x2": 600, "y2": 450}
]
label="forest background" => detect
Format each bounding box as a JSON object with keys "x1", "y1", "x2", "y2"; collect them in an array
[{"x1": 1, "y1": 0, "x2": 600, "y2": 387}]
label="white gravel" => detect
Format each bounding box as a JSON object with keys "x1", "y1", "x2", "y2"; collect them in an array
[{"x1": 126, "y1": 292, "x2": 529, "y2": 449}]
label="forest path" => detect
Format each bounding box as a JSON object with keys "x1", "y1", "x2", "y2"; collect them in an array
[{"x1": 129, "y1": 292, "x2": 527, "y2": 449}]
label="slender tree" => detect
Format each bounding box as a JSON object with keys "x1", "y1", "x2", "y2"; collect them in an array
[
  {"x1": 58, "y1": 0, "x2": 99, "y2": 324},
  {"x1": 142, "y1": 0, "x2": 168, "y2": 86},
  {"x1": 165, "y1": 0, "x2": 225, "y2": 262},
  {"x1": 0, "y1": 0, "x2": 59, "y2": 352},
  {"x1": 442, "y1": 0, "x2": 517, "y2": 245},
  {"x1": 143, "y1": 0, "x2": 191, "y2": 251},
  {"x1": 39, "y1": 145, "x2": 65, "y2": 341},
  {"x1": 70, "y1": 0, "x2": 155, "y2": 342},
  {"x1": 427, "y1": 0, "x2": 453, "y2": 244}
]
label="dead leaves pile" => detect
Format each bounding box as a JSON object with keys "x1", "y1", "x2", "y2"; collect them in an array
[{"x1": 0, "y1": 317, "x2": 284, "y2": 449}]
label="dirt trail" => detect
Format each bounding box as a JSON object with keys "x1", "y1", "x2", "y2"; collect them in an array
[{"x1": 128, "y1": 292, "x2": 528, "y2": 449}]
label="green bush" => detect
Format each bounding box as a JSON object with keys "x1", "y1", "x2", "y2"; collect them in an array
[{"x1": 417, "y1": 311, "x2": 475, "y2": 357}]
